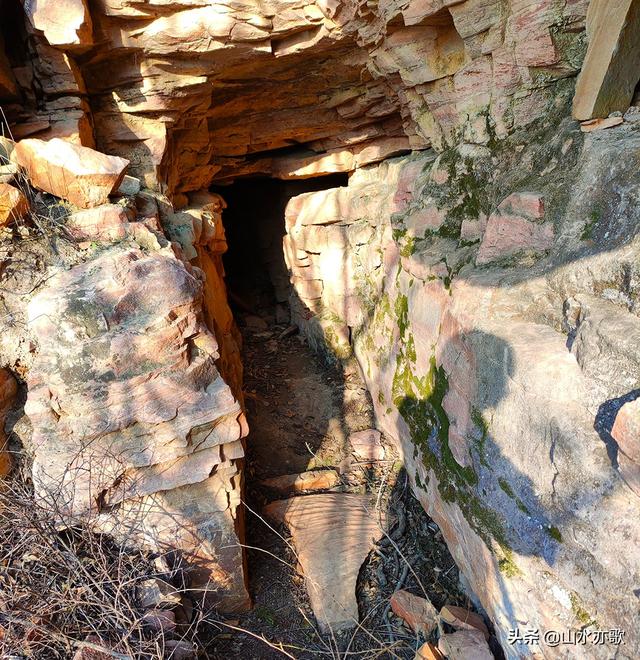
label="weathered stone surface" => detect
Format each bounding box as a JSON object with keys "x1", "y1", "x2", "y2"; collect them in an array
[
  {"x1": 573, "y1": 0, "x2": 640, "y2": 120},
  {"x1": 476, "y1": 192, "x2": 553, "y2": 265},
  {"x1": 66, "y1": 204, "x2": 129, "y2": 241},
  {"x1": 260, "y1": 469, "x2": 340, "y2": 494},
  {"x1": 438, "y1": 629, "x2": 493, "y2": 660},
  {"x1": 285, "y1": 121, "x2": 640, "y2": 657},
  {"x1": 13, "y1": 139, "x2": 129, "y2": 208},
  {"x1": 0, "y1": 183, "x2": 29, "y2": 225},
  {"x1": 136, "y1": 578, "x2": 180, "y2": 609},
  {"x1": 390, "y1": 590, "x2": 438, "y2": 636},
  {"x1": 24, "y1": 241, "x2": 249, "y2": 610},
  {"x1": 264, "y1": 493, "x2": 385, "y2": 632}
]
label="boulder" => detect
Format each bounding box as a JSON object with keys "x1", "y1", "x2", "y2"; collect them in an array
[
  {"x1": 0, "y1": 183, "x2": 29, "y2": 225},
  {"x1": 389, "y1": 590, "x2": 438, "y2": 636},
  {"x1": 12, "y1": 138, "x2": 129, "y2": 208}
]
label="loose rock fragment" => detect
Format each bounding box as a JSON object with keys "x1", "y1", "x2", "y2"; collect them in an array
[
  {"x1": 0, "y1": 183, "x2": 28, "y2": 225},
  {"x1": 438, "y1": 629, "x2": 493, "y2": 660},
  {"x1": 260, "y1": 469, "x2": 340, "y2": 494},
  {"x1": 440, "y1": 604, "x2": 490, "y2": 639},
  {"x1": 390, "y1": 589, "x2": 438, "y2": 636},
  {"x1": 13, "y1": 138, "x2": 129, "y2": 208}
]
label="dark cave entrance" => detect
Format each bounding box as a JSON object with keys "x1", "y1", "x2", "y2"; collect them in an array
[{"x1": 212, "y1": 173, "x2": 348, "y2": 325}]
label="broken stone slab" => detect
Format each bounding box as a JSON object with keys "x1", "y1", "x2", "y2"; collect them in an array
[
  {"x1": 390, "y1": 589, "x2": 438, "y2": 636},
  {"x1": 438, "y1": 629, "x2": 493, "y2": 660},
  {"x1": 264, "y1": 493, "x2": 386, "y2": 632},
  {"x1": 348, "y1": 429, "x2": 385, "y2": 462},
  {"x1": 259, "y1": 469, "x2": 341, "y2": 495},
  {"x1": 137, "y1": 578, "x2": 181, "y2": 609},
  {"x1": 12, "y1": 138, "x2": 129, "y2": 209},
  {"x1": 163, "y1": 640, "x2": 197, "y2": 660},
  {"x1": 573, "y1": 0, "x2": 640, "y2": 120},
  {"x1": 0, "y1": 182, "x2": 29, "y2": 226},
  {"x1": 440, "y1": 604, "x2": 490, "y2": 639}
]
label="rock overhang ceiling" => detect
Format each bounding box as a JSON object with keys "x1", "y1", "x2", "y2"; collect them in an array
[{"x1": 0, "y1": 0, "x2": 588, "y2": 195}]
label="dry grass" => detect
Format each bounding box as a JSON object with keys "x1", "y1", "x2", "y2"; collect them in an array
[{"x1": 0, "y1": 461, "x2": 197, "y2": 659}]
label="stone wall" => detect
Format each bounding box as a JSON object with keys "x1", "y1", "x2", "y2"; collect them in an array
[{"x1": 284, "y1": 108, "x2": 640, "y2": 658}]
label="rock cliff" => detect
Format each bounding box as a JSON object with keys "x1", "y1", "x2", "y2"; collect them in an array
[{"x1": 0, "y1": 0, "x2": 639, "y2": 657}]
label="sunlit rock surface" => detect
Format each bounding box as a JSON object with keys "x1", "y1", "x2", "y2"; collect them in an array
[{"x1": 284, "y1": 115, "x2": 640, "y2": 658}]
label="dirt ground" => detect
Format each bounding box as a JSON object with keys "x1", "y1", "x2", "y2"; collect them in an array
[{"x1": 207, "y1": 311, "x2": 490, "y2": 659}]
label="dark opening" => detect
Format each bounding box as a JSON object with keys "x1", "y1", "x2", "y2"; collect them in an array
[{"x1": 211, "y1": 173, "x2": 348, "y2": 324}]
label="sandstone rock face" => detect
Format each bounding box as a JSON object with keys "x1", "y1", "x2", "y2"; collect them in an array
[
  {"x1": 24, "y1": 240, "x2": 249, "y2": 609},
  {"x1": 284, "y1": 117, "x2": 640, "y2": 657},
  {"x1": 1, "y1": 0, "x2": 588, "y2": 193},
  {"x1": 13, "y1": 139, "x2": 129, "y2": 208},
  {"x1": 25, "y1": 0, "x2": 93, "y2": 49}
]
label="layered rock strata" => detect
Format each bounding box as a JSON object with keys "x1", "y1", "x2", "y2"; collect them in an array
[
  {"x1": 1, "y1": 0, "x2": 589, "y2": 193},
  {"x1": 284, "y1": 113, "x2": 640, "y2": 658}
]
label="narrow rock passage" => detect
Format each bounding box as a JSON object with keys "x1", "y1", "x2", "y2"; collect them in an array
[{"x1": 209, "y1": 307, "x2": 485, "y2": 658}]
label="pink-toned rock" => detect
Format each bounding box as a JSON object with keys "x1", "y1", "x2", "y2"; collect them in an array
[
  {"x1": 25, "y1": 244, "x2": 249, "y2": 611},
  {"x1": 72, "y1": 635, "x2": 115, "y2": 660},
  {"x1": 477, "y1": 193, "x2": 553, "y2": 265},
  {"x1": 438, "y1": 629, "x2": 493, "y2": 659},
  {"x1": 612, "y1": 399, "x2": 640, "y2": 463},
  {"x1": 348, "y1": 429, "x2": 385, "y2": 462},
  {"x1": 264, "y1": 494, "x2": 385, "y2": 632},
  {"x1": 66, "y1": 204, "x2": 129, "y2": 241},
  {"x1": 390, "y1": 589, "x2": 438, "y2": 636},
  {"x1": 440, "y1": 605, "x2": 490, "y2": 639},
  {"x1": 13, "y1": 138, "x2": 129, "y2": 208},
  {"x1": 0, "y1": 183, "x2": 29, "y2": 225},
  {"x1": 260, "y1": 469, "x2": 340, "y2": 494},
  {"x1": 580, "y1": 117, "x2": 624, "y2": 133}
]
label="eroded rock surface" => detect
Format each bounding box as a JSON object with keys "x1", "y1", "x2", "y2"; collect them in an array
[{"x1": 284, "y1": 116, "x2": 640, "y2": 657}]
